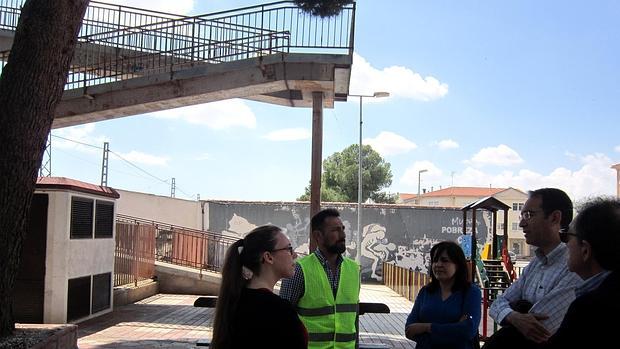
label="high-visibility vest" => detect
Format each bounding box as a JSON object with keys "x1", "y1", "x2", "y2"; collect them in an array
[{"x1": 297, "y1": 254, "x2": 360, "y2": 349}]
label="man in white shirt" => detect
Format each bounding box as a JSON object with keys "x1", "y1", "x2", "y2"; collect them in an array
[{"x1": 484, "y1": 188, "x2": 582, "y2": 349}]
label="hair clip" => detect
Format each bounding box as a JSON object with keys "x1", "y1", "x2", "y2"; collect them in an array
[{"x1": 241, "y1": 266, "x2": 253, "y2": 280}]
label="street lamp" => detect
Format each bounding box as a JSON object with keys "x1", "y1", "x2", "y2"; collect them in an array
[
  {"x1": 417, "y1": 169, "x2": 428, "y2": 205},
  {"x1": 349, "y1": 91, "x2": 390, "y2": 263}
]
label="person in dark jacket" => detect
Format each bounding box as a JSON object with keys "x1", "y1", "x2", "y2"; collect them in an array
[{"x1": 543, "y1": 196, "x2": 620, "y2": 349}]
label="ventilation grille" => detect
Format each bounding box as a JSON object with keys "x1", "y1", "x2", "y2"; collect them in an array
[
  {"x1": 92, "y1": 272, "x2": 111, "y2": 313},
  {"x1": 67, "y1": 276, "x2": 91, "y2": 322},
  {"x1": 95, "y1": 201, "x2": 114, "y2": 238},
  {"x1": 70, "y1": 197, "x2": 93, "y2": 239}
]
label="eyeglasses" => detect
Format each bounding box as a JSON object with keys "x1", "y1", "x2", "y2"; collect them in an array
[
  {"x1": 559, "y1": 229, "x2": 579, "y2": 243},
  {"x1": 271, "y1": 246, "x2": 294, "y2": 255},
  {"x1": 519, "y1": 210, "x2": 542, "y2": 221}
]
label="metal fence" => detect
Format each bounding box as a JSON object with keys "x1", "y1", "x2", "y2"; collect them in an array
[
  {"x1": 114, "y1": 221, "x2": 156, "y2": 287},
  {"x1": 0, "y1": 0, "x2": 355, "y2": 91},
  {"x1": 114, "y1": 214, "x2": 243, "y2": 287}
]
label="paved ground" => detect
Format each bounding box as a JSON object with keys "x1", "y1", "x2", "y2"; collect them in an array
[{"x1": 77, "y1": 284, "x2": 416, "y2": 348}]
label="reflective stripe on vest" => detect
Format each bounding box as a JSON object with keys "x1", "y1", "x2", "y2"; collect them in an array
[{"x1": 297, "y1": 254, "x2": 360, "y2": 349}]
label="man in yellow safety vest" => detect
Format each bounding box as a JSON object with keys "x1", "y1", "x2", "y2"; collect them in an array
[{"x1": 281, "y1": 208, "x2": 361, "y2": 349}]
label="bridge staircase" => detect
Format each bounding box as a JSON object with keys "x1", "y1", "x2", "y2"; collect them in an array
[{"x1": 0, "y1": 0, "x2": 355, "y2": 128}]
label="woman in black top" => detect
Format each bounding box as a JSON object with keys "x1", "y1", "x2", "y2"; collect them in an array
[{"x1": 211, "y1": 225, "x2": 307, "y2": 349}]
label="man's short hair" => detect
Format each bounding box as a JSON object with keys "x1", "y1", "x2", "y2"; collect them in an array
[
  {"x1": 311, "y1": 208, "x2": 340, "y2": 232},
  {"x1": 573, "y1": 197, "x2": 620, "y2": 271},
  {"x1": 529, "y1": 188, "x2": 573, "y2": 230}
]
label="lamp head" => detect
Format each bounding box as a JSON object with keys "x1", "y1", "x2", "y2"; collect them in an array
[{"x1": 373, "y1": 91, "x2": 390, "y2": 98}]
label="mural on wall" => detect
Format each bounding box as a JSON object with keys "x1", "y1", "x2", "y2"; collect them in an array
[{"x1": 208, "y1": 201, "x2": 491, "y2": 281}]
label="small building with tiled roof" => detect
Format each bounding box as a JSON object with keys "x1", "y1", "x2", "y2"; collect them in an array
[{"x1": 13, "y1": 177, "x2": 119, "y2": 325}]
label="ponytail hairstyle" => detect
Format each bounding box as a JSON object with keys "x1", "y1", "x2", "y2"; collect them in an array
[{"x1": 210, "y1": 225, "x2": 281, "y2": 349}]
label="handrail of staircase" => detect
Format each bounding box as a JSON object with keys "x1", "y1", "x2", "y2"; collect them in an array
[
  {"x1": 116, "y1": 213, "x2": 237, "y2": 243},
  {"x1": 474, "y1": 252, "x2": 490, "y2": 288},
  {"x1": 501, "y1": 246, "x2": 517, "y2": 281},
  {"x1": 116, "y1": 213, "x2": 239, "y2": 273},
  {"x1": 0, "y1": 0, "x2": 185, "y2": 34},
  {"x1": 1, "y1": 0, "x2": 354, "y2": 53},
  {"x1": 65, "y1": 26, "x2": 292, "y2": 90},
  {"x1": 1, "y1": 0, "x2": 354, "y2": 92}
]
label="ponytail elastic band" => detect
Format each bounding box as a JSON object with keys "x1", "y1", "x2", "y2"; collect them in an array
[{"x1": 237, "y1": 239, "x2": 244, "y2": 255}]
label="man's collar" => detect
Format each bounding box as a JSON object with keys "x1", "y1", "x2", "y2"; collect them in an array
[
  {"x1": 534, "y1": 243, "x2": 565, "y2": 265},
  {"x1": 314, "y1": 248, "x2": 343, "y2": 265}
]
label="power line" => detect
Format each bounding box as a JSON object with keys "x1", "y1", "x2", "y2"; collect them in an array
[
  {"x1": 109, "y1": 150, "x2": 170, "y2": 185},
  {"x1": 51, "y1": 134, "x2": 102, "y2": 150},
  {"x1": 51, "y1": 134, "x2": 197, "y2": 200}
]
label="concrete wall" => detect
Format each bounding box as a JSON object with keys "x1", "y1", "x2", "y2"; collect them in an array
[
  {"x1": 206, "y1": 201, "x2": 491, "y2": 281},
  {"x1": 114, "y1": 192, "x2": 494, "y2": 282},
  {"x1": 155, "y1": 262, "x2": 221, "y2": 295},
  {"x1": 116, "y1": 189, "x2": 203, "y2": 230}
]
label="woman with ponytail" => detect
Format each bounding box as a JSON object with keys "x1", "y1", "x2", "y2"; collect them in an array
[{"x1": 210, "y1": 225, "x2": 307, "y2": 349}]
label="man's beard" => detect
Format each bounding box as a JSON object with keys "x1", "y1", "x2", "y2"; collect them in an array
[{"x1": 326, "y1": 240, "x2": 346, "y2": 254}]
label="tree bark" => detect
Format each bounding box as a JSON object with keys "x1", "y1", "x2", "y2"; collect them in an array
[{"x1": 0, "y1": 0, "x2": 89, "y2": 337}]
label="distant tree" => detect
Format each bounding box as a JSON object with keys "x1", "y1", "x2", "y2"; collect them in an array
[
  {"x1": 293, "y1": 0, "x2": 354, "y2": 17},
  {"x1": 0, "y1": 0, "x2": 90, "y2": 337},
  {"x1": 298, "y1": 144, "x2": 396, "y2": 203}
]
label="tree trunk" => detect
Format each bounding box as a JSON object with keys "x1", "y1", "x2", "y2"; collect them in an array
[{"x1": 0, "y1": 0, "x2": 89, "y2": 337}]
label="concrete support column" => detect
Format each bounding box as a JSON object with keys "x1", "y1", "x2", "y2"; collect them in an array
[{"x1": 309, "y1": 91, "x2": 323, "y2": 252}]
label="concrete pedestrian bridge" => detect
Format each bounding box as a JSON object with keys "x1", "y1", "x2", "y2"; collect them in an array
[{"x1": 0, "y1": 0, "x2": 354, "y2": 128}]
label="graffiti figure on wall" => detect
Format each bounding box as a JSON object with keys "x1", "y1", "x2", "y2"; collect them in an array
[
  {"x1": 221, "y1": 213, "x2": 257, "y2": 238},
  {"x1": 361, "y1": 223, "x2": 397, "y2": 280}
]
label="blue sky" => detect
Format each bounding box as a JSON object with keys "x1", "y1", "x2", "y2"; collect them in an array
[{"x1": 50, "y1": 0, "x2": 620, "y2": 202}]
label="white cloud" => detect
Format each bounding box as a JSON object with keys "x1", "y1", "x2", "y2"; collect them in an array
[
  {"x1": 350, "y1": 53, "x2": 448, "y2": 102},
  {"x1": 116, "y1": 150, "x2": 169, "y2": 166},
  {"x1": 437, "y1": 139, "x2": 459, "y2": 150},
  {"x1": 454, "y1": 153, "x2": 615, "y2": 201},
  {"x1": 105, "y1": 0, "x2": 194, "y2": 15},
  {"x1": 152, "y1": 99, "x2": 256, "y2": 129},
  {"x1": 195, "y1": 153, "x2": 211, "y2": 161},
  {"x1": 466, "y1": 144, "x2": 524, "y2": 167},
  {"x1": 395, "y1": 153, "x2": 615, "y2": 202},
  {"x1": 614, "y1": 145, "x2": 620, "y2": 153},
  {"x1": 264, "y1": 128, "x2": 311, "y2": 141},
  {"x1": 400, "y1": 161, "x2": 443, "y2": 187},
  {"x1": 53, "y1": 124, "x2": 108, "y2": 154},
  {"x1": 364, "y1": 131, "x2": 417, "y2": 156}
]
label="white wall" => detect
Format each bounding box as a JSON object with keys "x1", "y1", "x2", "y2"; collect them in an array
[
  {"x1": 38, "y1": 189, "x2": 116, "y2": 323},
  {"x1": 116, "y1": 189, "x2": 204, "y2": 229}
]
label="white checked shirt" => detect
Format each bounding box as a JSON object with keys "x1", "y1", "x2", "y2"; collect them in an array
[{"x1": 489, "y1": 243, "x2": 583, "y2": 334}]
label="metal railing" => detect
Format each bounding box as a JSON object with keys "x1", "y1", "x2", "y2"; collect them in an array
[
  {"x1": 0, "y1": 0, "x2": 355, "y2": 91},
  {"x1": 0, "y1": 0, "x2": 183, "y2": 34},
  {"x1": 116, "y1": 214, "x2": 238, "y2": 274},
  {"x1": 114, "y1": 221, "x2": 156, "y2": 287}
]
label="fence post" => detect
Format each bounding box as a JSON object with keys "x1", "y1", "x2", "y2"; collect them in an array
[{"x1": 133, "y1": 223, "x2": 139, "y2": 287}]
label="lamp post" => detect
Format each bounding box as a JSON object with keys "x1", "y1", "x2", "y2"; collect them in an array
[
  {"x1": 349, "y1": 91, "x2": 390, "y2": 263},
  {"x1": 417, "y1": 169, "x2": 428, "y2": 205}
]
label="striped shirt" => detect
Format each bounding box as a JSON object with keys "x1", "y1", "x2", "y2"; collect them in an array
[
  {"x1": 489, "y1": 243, "x2": 583, "y2": 334},
  {"x1": 279, "y1": 249, "x2": 343, "y2": 304}
]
